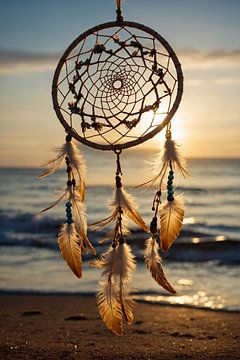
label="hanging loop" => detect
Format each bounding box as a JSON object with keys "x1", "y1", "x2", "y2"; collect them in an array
[{"x1": 116, "y1": 0, "x2": 123, "y2": 25}]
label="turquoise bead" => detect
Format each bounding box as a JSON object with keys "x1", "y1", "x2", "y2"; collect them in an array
[
  {"x1": 67, "y1": 219, "x2": 73, "y2": 224},
  {"x1": 168, "y1": 175, "x2": 174, "y2": 180},
  {"x1": 168, "y1": 190, "x2": 174, "y2": 195},
  {"x1": 66, "y1": 208, "x2": 72, "y2": 214},
  {"x1": 65, "y1": 201, "x2": 72, "y2": 208},
  {"x1": 167, "y1": 185, "x2": 173, "y2": 190}
]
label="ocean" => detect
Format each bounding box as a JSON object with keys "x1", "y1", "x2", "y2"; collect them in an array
[{"x1": 0, "y1": 149, "x2": 239, "y2": 312}]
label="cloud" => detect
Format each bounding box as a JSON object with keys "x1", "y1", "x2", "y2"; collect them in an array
[
  {"x1": 0, "y1": 49, "x2": 59, "y2": 76},
  {"x1": 179, "y1": 49, "x2": 240, "y2": 69},
  {"x1": 0, "y1": 48, "x2": 240, "y2": 77}
]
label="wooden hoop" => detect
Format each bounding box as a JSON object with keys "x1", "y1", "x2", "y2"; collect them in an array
[{"x1": 52, "y1": 21, "x2": 183, "y2": 151}]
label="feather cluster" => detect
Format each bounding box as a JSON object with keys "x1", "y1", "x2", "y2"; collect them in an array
[
  {"x1": 92, "y1": 187, "x2": 149, "y2": 233},
  {"x1": 91, "y1": 243, "x2": 136, "y2": 336},
  {"x1": 138, "y1": 135, "x2": 187, "y2": 253},
  {"x1": 39, "y1": 138, "x2": 94, "y2": 278},
  {"x1": 144, "y1": 235, "x2": 176, "y2": 294},
  {"x1": 39, "y1": 140, "x2": 86, "y2": 201},
  {"x1": 159, "y1": 195, "x2": 184, "y2": 252}
]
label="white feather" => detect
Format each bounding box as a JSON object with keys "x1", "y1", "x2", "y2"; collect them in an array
[
  {"x1": 58, "y1": 223, "x2": 82, "y2": 278},
  {"x1": 160, "y1": 195, "x2": 185, "y2": 252},
  {"x1": 144, "y1": 236, "x2": 176, "y2": 294}
]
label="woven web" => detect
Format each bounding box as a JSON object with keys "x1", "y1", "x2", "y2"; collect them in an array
[{"x1": 56, "y1": 25, "x2": 178, "y2": 148}]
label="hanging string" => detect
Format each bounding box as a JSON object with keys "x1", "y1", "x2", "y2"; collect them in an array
[
  {"x1": 116, "y1": 0, "x2": 123, "y2": 24},
  {"x1": 115, "y1": 149, "x2": 123, "y2": 176}
]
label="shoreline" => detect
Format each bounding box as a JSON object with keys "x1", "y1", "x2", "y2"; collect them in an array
[
  {"x1": 0, "y1": 290, "x2": 239, "y2": 314},
  {"x1": 0, "y1": 294, "x2": 239, "y2": 359}
]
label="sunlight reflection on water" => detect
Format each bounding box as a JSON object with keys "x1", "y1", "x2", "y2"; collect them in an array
[{"x1": 135, "y1": 291, "x2": 226, "y2": 311}]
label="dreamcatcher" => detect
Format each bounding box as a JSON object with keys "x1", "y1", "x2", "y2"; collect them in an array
[{"x1": 39, "y1": 0, "x2": 188, "y2": 335}]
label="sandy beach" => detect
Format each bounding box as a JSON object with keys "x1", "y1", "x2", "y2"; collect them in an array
[{"x1": 0, "y1": 294, "x2": 239, "y2": 360}]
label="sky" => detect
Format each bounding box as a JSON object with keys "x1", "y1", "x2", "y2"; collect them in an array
[{"x1": 0, "y1": 0, "x2": 240, "y2": 166}]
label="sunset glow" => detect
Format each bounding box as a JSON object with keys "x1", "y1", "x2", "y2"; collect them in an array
[{"x1": 0, "y1": 0, "x2": 239, "y2": 166}]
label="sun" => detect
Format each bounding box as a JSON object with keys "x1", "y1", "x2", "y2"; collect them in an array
[{"x1": 152, "y1": 113, "x2": 187, "y2": 146}]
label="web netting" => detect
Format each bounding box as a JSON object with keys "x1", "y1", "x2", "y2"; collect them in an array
[{"x1": 52, "y1": 22, "x2": 183, "y2": 150}]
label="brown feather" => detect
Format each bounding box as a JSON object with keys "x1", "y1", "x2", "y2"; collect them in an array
[
  {"x1": 144, "y1": 236, "x2": 176, "y2": 294},
  {"x1": 160, "y1": 195, "x2": 185, "y2": 252},
  {"x1": 58, "y1": 223, "x2": 82, "y2": 278},
  {"x1": 97, "y1": 280, "x2": 123, "y2": 336}
]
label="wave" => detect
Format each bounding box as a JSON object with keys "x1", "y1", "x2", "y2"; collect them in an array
[
  {"x1": 0, "y1": 213, "x2": 240, "y2": 264},
  {"x1": 1, "y1": 212, "x2": 239, "y2": 236}
]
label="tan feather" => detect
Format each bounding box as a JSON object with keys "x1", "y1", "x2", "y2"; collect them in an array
[
  {"x1": 91, "y1": 188, "x2": 149, "y2": 233},
  {"x1": 119, "y1": 283, "x2": 135, "y2": 324},
  {"x1": 41, "y1": 189, "x2": 68, "y2": 213},
  {"x1": 137, "y1": 138, "x2": 189, "y2": 188},
  {"x1": 92, "y1": 246, "x2": 123, "y2": 335},
  {"x1": 115, "y1": 188, "x2": 149, "y2": 232},
  {"x1": 69, "y1": 188, "x2": 96, "y2": 255},
  {"x1": 97, "y1": 221, "x2": 130, "y2": 245},
  {"x1": 90, "y1": 246, "x2": 119, "y2": 275},
  {"x1": 163, "y1": 139, "x2": 189, "y2": 177},
  {"x1": 114, "y1": 244, "x2": 136, "y2": 324},
  {"x1": 92, "y1": 243, "x2": 136, "y2": 333},
  {"x1": 58, "y1": 223, "x2": 82, "y2": 278},
  {"x1": 90, "y1": 209, "x2": 118, "y2": 231},
  {"x1": 97, "y1": 280, "x2": 123, "y2": 336},
  {"x1": 160, "y1": 195, "x2": 185, "y2": 252},
  {"x1": 38, "y1": 141, "x2": 86, "y2": 201},
  {"x1": 38, "y1": 152, "x2": 65, "y2": 178},
  {"x1": 144, "y1": 236, "x2": 176, "y2": 294},
  {"x1": 65, "y1": 141, "x2": 86, "y2": 201},
  {"x1": 42, "y1": 186, "x2": 95, "y2": 255}
]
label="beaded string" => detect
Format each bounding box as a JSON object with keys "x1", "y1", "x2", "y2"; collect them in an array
[
  {"x1": 167, "y1": 162, "x2": 174, "y2": 202},
  {"x1": 112, "y1": 150, "x2": 125, "y2": 248},
  {"x1": 149, "y1": 124, "x2": 175, "y2": 238},
  {"x1": 65, "y1": 134, "x2": 76, "y2": 225}
]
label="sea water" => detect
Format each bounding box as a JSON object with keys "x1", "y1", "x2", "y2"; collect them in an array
[{"x1": 0, "y1": 150, "x2": 239, "y2": 311}]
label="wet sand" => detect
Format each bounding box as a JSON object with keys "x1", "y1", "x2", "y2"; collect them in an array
[{"x1": 0, "y1": 294, "x2": 239, "y2": 359}]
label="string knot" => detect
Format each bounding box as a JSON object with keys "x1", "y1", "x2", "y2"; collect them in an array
[
  {"x1": 115, "y1": 149, "x2": 122, "y2": 176},
  {"x1": 115, "y1": 175, "x2": 122, "y2": 188},
  {"x1": 116, "y1": 0, "x2": 123, "y2": 25}
]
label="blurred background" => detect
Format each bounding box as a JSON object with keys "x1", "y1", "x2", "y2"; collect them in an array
[{"x1": 0, "y1": 0, "x2": 239, "y2": 311}]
